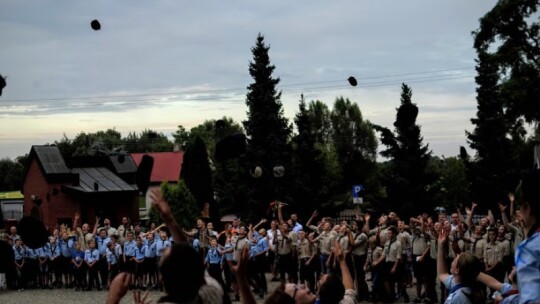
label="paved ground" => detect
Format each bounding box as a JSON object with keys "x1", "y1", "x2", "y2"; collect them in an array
[
  {"x1": 0, "y1": 286, "x2": 419, "y2": 304},
  {"x1": 0, "y1": 273, "x2": 423, "y2": 304}
]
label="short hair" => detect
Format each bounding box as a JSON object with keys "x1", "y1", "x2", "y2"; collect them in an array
[
  {"x1": 160, "y1": 243, "x2": 205, "y2": 302},
  {"x1": 318, "y1": 273, "x2": 345, "y2": 304}
]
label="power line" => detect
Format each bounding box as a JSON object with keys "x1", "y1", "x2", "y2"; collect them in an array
[{"x1": 0, "y1": 66, "x2": 474, "y2": 104}]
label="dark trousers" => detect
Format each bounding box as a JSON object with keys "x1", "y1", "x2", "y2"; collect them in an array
[
  {"x1": 73, "y1": 264, "x2": 86, "y2": 288},
  {"x1": 86, "y1": 264, "x2": 100, "y2": 288},
  {"x1": 299, "y1": 257, "x2": 315, "y2": 291},
  {"x1": 208, "y1": 263, "x2": 226, "y2": 290},
  {"x1": 254, "y1": 255, "x2": 268, "y2": 293},
  {"x1": 353, "y1": 254, "x2": 369, "y2": 300},
  {"x1": 98, "y1": 256, "x2": 108, "y2": 287},
  {"x1": 223, "y1": 260, "x2": 232, "y2": 290}
]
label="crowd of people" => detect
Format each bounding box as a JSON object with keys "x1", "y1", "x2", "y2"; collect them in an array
[{"x1": 2, "y1": 171, "x2": 540, "y2": 304}]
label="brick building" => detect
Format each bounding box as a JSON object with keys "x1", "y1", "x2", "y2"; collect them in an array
[{"x1": 21, "y1": 146, "x2": 139, "y2": 229}]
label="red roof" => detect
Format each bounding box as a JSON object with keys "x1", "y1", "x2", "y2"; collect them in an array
[{"x1": 131, "y1": 152, "x2": 184, "y2": 183}]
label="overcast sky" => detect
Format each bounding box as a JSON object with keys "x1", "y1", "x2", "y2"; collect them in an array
[{"x1": 0, "y1": 1, "x2": 498, "y2": 159}]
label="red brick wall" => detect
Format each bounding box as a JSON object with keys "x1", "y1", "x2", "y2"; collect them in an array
[
  {"x1": 23, "y1": 157, "x2": 139, "y2": 230},
  {"x1": 23, "y1": 158, "x2": 81, "y2": 230}
]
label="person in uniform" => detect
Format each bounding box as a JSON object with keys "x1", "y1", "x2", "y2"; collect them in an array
[
  {"x1": 297, "y1": 230, "x2": 316, "y2": 292},
  {"x1": 381, "y1": 226, "x2": 406, "y2": 302},
  {"x1": 84, "y1": 239, "x2": 101, "y2": 291}
]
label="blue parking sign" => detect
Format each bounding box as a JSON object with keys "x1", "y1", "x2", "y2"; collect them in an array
[{"x1": 352, "y1": 185, "x2": 363, "y2": 198}]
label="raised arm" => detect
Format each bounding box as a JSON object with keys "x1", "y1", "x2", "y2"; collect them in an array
[
  {"x1": 508, "y1": 193, "x2": 515, "y2": 216},
  {"x1": 466, "y1": 202, "x2": 477, "y2": 228},
  {"x1": 333, "y1": 240, "x2": 354, "y2": 290},
  {"x1": 305, "y1": 210, "x2": 318, "y2": 229},
  {"x1": 362, "y1": 213, "x2": 372, "y2": 234},
  {"x1": 277, "y1": 202, "x2": 285, "y2": 226},
  {"x1": 437, "y1": 229, "x2": 449, "y2": 283},
  {"x1": 149, "y1": 188, "x2": 186, "y2": 243},
  {"x1": 92, "y1": 216, "x2": 100, "y2": 236},
  {"x1": 252, "y1": 218, "x2": 267, "y2": 232},
  {"x1": 477, "y1": 272, "x2": 503, "y2": 292},
  {"x1": 73, "y1": 213, "x2": 80, "y2": 231},
  {"x1": 499, "y1": 203, "x2": 511, "y2": 230}
]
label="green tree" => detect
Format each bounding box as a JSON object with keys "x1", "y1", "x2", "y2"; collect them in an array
[
  {"x1": 180, "y1": 136, "x2": 214, "y2": 217},
  {"x1": 374, "y1": 84, "x2": 434, "y2": 214},
  {"x1": 0, "y1": 157, "x2": 25, "y2": 191},
  {"x1": 148, "y1": 180, "x2": 199, "y2": 229},
  {"x1": 474, "y1": 0, "x2": 540, "y2": 131},
  {"x1": 242, "y1": 33, "x2": 292, "y2": 218},
  {"x1": 465, "y1": 51, "x2": 525, "y2": 205},
  {"x1": 291, "y1": 96, "x2": 342, "y2": 218},
  {"x1": 331, "y1": 97, "x2": 379, "y2": 203},
  {"x1": 429, "y1": 156, "x2": 470, "y2": 211}
]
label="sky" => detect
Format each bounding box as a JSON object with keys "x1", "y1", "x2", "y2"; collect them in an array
[{"x1": 0, "y1": 0, "x2": 499, "y2": 160}]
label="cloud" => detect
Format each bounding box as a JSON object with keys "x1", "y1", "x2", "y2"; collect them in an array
[{"x1": 0, "y1": 0, "x2": 499, "y2": 159}]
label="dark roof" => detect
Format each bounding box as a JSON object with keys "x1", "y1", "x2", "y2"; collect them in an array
[
  {"x1": 33, "y1": 146, "x2": 71, "y2": 175},
  {"x1": 22, "y1": 146, "x2": 75, "y2": 187},
  {"x1": 108, "y1": 155, "x2": 138, "y2": 174},
  {"x1": 64, "y1": 167, "x2": 138, "y2": 194}
]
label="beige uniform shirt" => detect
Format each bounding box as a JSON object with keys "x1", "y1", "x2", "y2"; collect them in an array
[
  {"x1": 369, "y1": 226, "x2": 389, "y2": 247},
  {"x1": 484, "y1": 241, "x2": 503, "y2": 266},
  {"x1": 412, "y1": 232, "x2": 428, "y2": 256},
  {"x1": 471, "y1": 237, "x2": 487, "y2": 261},
  {"x1": 383, "y1": 239, "x2": 402, "y2": 262},
  {"x1": 397, "y1": 231, "x2": 411, "y2": 255},
  {"x1": 297, "y1": 238, "x2": 315, "y2": 259},
  {"x1": 233, "y1": 236, "x2": 250, "y2": 262},
  {"x1": 315, "y1": 231, "x2": 335, "y2": 255},
  {"x1": 336, "y1": 233, "x2": 350, "y2": 253},
  {"x1": 498, "y1": 238, "x2": 511, "y2": 257},
  {"x1": 277, "y1": 231, "x2": 295, "y2": 255},
  {"x1": 352, "y1": 232, "x2": 368, "y2": 256},
  {"x1": 366, "y1": 246, "x2": 383, "y2": 266}
]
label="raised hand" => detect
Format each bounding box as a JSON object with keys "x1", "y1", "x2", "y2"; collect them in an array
[
  {"x1": 508, "y1": 193, "x2": 515, "y2": 203},
  {"x1": 107, "y1": 272, "x2": 131, "y2": 304},
  {"x1": 133, "y1": 289, "x2": 151, "y2": 304},
  {"x1": 498, "y1": 202, "x2": 507, "y2": 212},
  {"x1": 149, "y1": 188, "x2": 172, "y2": 219}
]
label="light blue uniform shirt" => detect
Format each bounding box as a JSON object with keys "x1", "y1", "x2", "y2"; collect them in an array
[
  {"x1": 515, "y1": 230, "x2": 540, "y2": 304},
  {"x1": 84, "y1": 248, "x2": 100, "y2": 263},
  {"x1": 49, "y1": 243, "x2": 61, "y2": 259},
  {"x1": 134, "y1": 245, "x2": 146, "y2": 260},
  {"x1": 156, "y1": 239, "x2": 171, "y2": 257},
  {"x1": 206, "y1": 246, "x2": 223, "y2": 264},
  {"x1": 58, "y1": 238, "x2": 74, "y2": 258},
  {"x1": 124, "y1": 240, "x2": 136, "y2": 257},
  {"x1": 250, "y1": 241, "x2": 261, "y2": 258},
  {"x1": 96, "y1": 236, "x2": 111, "y2": 255},
  {"x1": 38, "y1": 243, "x2": 51, "y2": 259},
  {"x1": 13, "y1": 245, "x2": 26, "y2": 260},
  {"x1": 258, "y1": 237, "x2": 269, "y2": 253},
  {"x1": 26, "y1": 247, "x2": 38, "y2": 260},
  {"x1": 106, "y1": 248, "x2": 118, "y2": 265},
  {"x1": 145, "y1": 240, "x2": 157, "y2": 258},
  {"x1": 443, "y1": 275, "x2": 472, "y2": 304},
  {"x1": 223, "y1": 243, "x2": 234, "y2": 262}
]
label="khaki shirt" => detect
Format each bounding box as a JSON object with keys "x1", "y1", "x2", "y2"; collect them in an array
[
  {"x1": 383, "y1": 239, "x2": 402, "y2": 262},
  {"x1": 315, "y1": 231, "x2": 335, "y2": 255},
  {"x1": 397, "y1": 231, "x2": 411, "y2": 255},
  {"x1": 352, "y1": 232, "x2": 368, "y2": 256},
  {"x1": 233, "y1": 236, "x2": 250, "y2": 262},
  {"x1": 484, "y1": 242, "x2": 503, "y2": 266},
  {"x1": 498, "y1": 238, "x2": 511, "y2": 257},
  {"x1": 336, "y1": 233, "x2": 350, "y2": 253},
  {"x1": 277, "y1": 231, "x2": 295, "y2": 255},
  {"x1": 412, "y1": 232, "x2": 428, "y2": 256},
  {"x1": 369, "y1": 226, "x2": 389, "y2": 247},
  {"x1": 471, "y1": 237, "x2": 487, "y2": 261},
  {"x1": 366, "y1": 246, "x2": 383, "y2": 265},
  {"x1": 76, "y1": 230, "x2": 95, "y2": 251},
  {"x1": 297, "y1": 239, "x2": 315, "y2": 259}
]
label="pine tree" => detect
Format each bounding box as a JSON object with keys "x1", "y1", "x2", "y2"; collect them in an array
[
  {"x1": 180, "y1": 136, "x2": 215, "y2": 219},
  {"x1": 242, "y1": 34, "x2": 292, "y2": 219},
  {"x1": 374, "y1": 84, "x2": 434, "y2": 213},
  {"x1": 465, "y1": 51, "x2": 524, "y2": 205}
]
